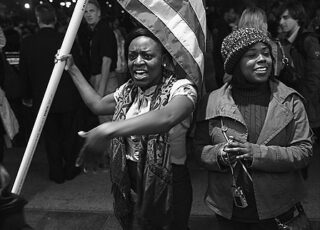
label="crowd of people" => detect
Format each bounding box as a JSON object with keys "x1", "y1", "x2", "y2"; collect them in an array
[{"x1": 0, "y1": 0, "x2": 319, "y2": 229}]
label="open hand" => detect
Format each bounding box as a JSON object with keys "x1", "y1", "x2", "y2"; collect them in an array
[{"x1": 75, "y1": 125, "x2": 109, "y2": 173}]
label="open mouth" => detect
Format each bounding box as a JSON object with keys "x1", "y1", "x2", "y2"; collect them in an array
[
  {"x1": 254, "y1": 67, "x2": 268, "y2": 74},
  {"x1": 133, "y1": 70, "x2": 148, "y2": 80}
]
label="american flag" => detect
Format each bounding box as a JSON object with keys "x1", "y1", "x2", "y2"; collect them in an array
[{"x1": 117, "y1": 0, "x2": 207, "y2": 89}]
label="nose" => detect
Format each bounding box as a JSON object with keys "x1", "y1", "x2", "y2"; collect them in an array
[
  {"x1": 257, "y1": 53, "x2": 267, "y2": 62},
  {"x1": 134, "y1": 55, "x2": 144, "y2": 65},
  {"x1": 280, "y1": 18, "x2": 284, "y2": 26}
]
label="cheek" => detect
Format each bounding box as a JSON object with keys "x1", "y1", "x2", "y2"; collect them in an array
[
  {"x1": 267, "y1": 57, "x2": 273, "y2": 66},
  {"x1": 241, "y1": 68, "x2": 252, "y2": 80},
  {"x1": 288, "y1": 21, "x2": 295, "y2": 28},
  {"x1": 127, "y1": 62, "x2": 134, "y2": 73},
  {"x1": 240, "y1": 59, "x2": 253, "y2": 73},
  {"x1": 149, "y1": 60, "x2": 162, "y2": 73}
]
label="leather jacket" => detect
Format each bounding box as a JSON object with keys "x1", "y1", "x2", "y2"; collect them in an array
[{"x1": 194, "y1": 79, "x2": 313, "y2": 220}]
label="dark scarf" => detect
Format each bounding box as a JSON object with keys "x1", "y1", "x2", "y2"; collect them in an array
[{"x1": 111, "y1": 70, "x2": 176, "y2": 230}]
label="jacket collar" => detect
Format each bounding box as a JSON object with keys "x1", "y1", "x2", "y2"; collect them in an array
[
  {"x1": 202, "y1": 83, "x2": 245, "y2": 125},
  {"x1": 287, "y1": 26, "x2": 300, "y2": 43}
]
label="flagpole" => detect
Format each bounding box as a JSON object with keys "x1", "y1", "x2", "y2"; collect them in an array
[{"x1": 11, "y1": 0, "x2": 88, "y2": 195}]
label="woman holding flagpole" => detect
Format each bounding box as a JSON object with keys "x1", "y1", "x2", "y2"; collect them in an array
[{"x1": 62, "y1": 27, "x2": 197, "y2": 230}]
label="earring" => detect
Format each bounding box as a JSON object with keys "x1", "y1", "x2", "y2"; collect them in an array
[{"x1": 162, "y1": 63, "x2": 167, "y2": 68}]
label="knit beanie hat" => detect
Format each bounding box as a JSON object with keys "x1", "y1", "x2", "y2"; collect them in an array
[{"x1": 221, "y1": 27, "x2": 270, "y2": 74}]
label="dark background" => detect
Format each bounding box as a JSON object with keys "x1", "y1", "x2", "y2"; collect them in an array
[{"x1": 0, "y1": 0, "x2": 318, "y2": 24}]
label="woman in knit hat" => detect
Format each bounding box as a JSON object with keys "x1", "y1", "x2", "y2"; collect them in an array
[
  {"x1": 237, "y1": 7, "x2": 284, "y2": 78},
  {"x1": 194, "y1": 27, "x2": 312, "y2": 229}
]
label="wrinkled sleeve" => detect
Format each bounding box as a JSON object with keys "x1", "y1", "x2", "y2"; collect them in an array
[
  {"x1": 251, "y1": 95, "x2": 313, "y2": 172},
  {"x1": 170, "y1": 79, "x2": 197, "y2": 109},
  {"x1": 193, "y1": 94, "x2": 228, "y2": 172}
]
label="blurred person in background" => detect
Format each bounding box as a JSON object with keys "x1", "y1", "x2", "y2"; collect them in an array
[
  {"x1": 80, "y1": 0, "x2": 118, "y2": 167},
  {"x1": 111, "y1": 17, "x2": 128, "y2": 87},
  {"x1": 82, "y1": 0, "x2": 117, "y2": 99},
  {"x1": 278, "y1": 1, "x2": 320, "y2": 144},
  {"x1": 0, "y1": 25, "x2": 6, "y2": 163},
  {"x1": 19, "y1": 3, "x2": 82, "y2": 183}
]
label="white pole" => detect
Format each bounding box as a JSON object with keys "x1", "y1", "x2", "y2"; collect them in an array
[{"x1": 12, "y1": 0, "x2": 88, "y2": 195}]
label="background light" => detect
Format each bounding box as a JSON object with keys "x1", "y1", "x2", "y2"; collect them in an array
[{"x1": 24, "y1": 3, "x2": 30, "y2": 9}]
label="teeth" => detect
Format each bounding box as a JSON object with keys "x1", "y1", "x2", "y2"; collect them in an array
[
  {"x1": 256, "y1": 67, "x2": 267, "y2": 71},
  {"x1": 135, "y1": 70, "x2": 145, "y2": 73}
]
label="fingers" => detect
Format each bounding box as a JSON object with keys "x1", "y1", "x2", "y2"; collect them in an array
[
  {"x1": 236, "y1": 154, "x2": 248, "y2": 160},
  {"x1": 225, "y1": 140, "x2": 247, "y2": 150},
  {"x1": 75, "y1": 143, "x2": 88, "y2": 167},
  {"x1": 59, "y1": 54, "x2": 71, "y2": 61},
  {"x1": 75, "y1": 151, "x2": 84, "y2": 167},
  {"x1": 76, "y1": 142, "x2": 103, "y2": 174},
  {"x1": 228, "y1": 136, "x2": 245, "y2": 143},
  {"x1": 78, "y1": 131, "x2": 87, "y2": 137},
  {"x1": 236, "y1": 154, "x2": 252, "y2": 162},
  {"x1": 223, "y1": 145, "x2": 245, "y2": 153},
  {"x1": 57, "y1": 54, "x2": 73, "y2": 70}
]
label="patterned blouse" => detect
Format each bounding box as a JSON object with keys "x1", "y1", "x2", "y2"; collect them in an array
[{"x1": 113, "y1": 79, "x2": 197, "y2": 164}]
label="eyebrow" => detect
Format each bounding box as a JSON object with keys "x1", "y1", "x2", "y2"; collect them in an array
[
  {"x1": 247, "y1": 46, "x2": 269, "y2": 51},
  {"x1": 248, "y1": 47, "x2": 265, "y2": 50},
  {"x1": 128, "y1": 49, "x2": 152, "y2": 53}
]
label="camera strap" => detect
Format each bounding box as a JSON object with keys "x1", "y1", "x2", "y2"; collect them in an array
[{"x1": 220, "y1": 118, "x2": 252, "y2": 182}]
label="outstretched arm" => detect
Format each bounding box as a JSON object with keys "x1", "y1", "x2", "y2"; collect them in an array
[{"x1": 76, "y1": 95, "x2": 195, "y2": 169}]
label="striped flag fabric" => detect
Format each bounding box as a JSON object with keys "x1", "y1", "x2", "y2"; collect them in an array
[{"x1": 117, "y1": 0, "x2": 207, "y2": 89}]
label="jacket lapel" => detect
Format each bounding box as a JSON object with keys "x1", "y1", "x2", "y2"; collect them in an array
[
  {"x1": 205, "y1": 83, "x2": 246, "y2": 126},
  {"x1": 256, "y1": 80, "x2": 295, "y2": 144}
]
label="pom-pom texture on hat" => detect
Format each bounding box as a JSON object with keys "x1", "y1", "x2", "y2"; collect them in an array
[{"x1": 221, "y1": 27, "x2": 270, "y2": 74}]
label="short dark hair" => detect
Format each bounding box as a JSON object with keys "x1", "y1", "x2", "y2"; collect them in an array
[
  {"x1": 124, "y1": 27, "x2": 165, "y2": 59},
  {"x1": 35, "y1": 3, "x2": 56, "y2": 25},
  {"x1": 281, "y1": 1, "x2": 306, "y2": 27}
]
